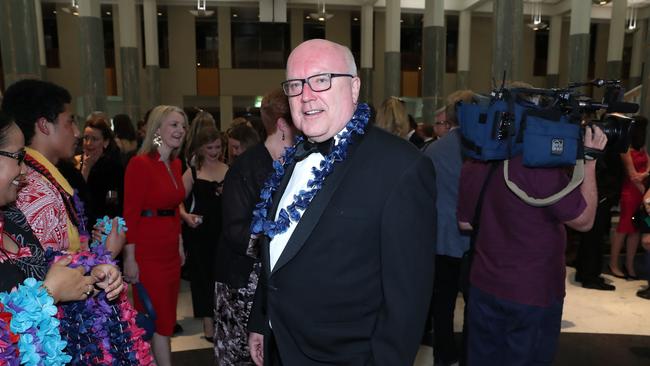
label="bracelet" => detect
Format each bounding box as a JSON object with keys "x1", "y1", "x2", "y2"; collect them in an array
[{"x1": 41, "y1": 283, "x2": 55, "y2": 299}]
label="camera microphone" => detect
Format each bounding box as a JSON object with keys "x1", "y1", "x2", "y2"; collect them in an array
[{"x1": 607, "y1": 102, "x2": 639, "y2": 114}]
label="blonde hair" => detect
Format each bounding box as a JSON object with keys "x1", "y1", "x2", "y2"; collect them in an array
[
  {"x1": 375, "y1": 96, "x2": 409, "y2": 138},
  {"x1": 139, "y1": 105, "x2": 188, "y2": 159}
]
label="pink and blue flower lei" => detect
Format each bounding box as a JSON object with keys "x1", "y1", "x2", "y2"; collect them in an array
[
  {"x1": 250, "y1": 103, "x2": 370, "y2": 238},
  {"x1": 0, "y1": 278, "x2": 71, "y2": 366}
]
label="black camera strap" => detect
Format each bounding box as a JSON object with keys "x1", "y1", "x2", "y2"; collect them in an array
[
  {"x1": 469, "y1": 161, "x2": 499, "y2": 250},
  {"x1": 460, "y1": 161, "x2": 499, "y2": 296}
]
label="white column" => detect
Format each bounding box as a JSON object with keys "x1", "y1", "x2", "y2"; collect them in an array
[
  {"x1": 457, "y1": 10, "x2": 471, "y2": 74},
  {"x1": 361, "y1": 3, "x2": 374, "y2": 70},
  {"x1": 607, "y1": 0, "x2": 626, "y2": 63},
  {"x1": 631, "y1": 19, "x2": 646, "y2": 84},
  {"x1": 34, "y1": 0, "x2": 46, "y2": 75},
  {"x1": 143, "y1": 0, "x2": 159, "y2": 67}
]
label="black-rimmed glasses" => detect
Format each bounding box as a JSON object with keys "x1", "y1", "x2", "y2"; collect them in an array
[
  {"x1": 0, "y1": 149, "x2": 26, "y2": 164},
  {"x1": 281, "y1": 73, "x2": 354, "y2": 97}
]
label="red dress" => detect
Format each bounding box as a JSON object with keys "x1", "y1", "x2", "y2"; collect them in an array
[
  {"x1": 124, "y1": 152, "x2": 185, "y2": 336},
  {"x1": 617, "y1": 148, "x2": 649, "y2": 233}
]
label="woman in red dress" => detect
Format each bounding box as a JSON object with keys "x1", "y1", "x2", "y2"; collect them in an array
[
  {"x1": 123, "y1": 105, "x2": 187, "y2": 366},
  {"x1": 610, "y1": 117, "x2": 650, "y2": 279}
]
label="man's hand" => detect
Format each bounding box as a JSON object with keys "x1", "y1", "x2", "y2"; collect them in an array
[
  {"x1": 248, "y1": 332, "x2": 264, "y2": 366},
  {"x1": 583, "y1": 125, "x2": 607, "y2": 159}
]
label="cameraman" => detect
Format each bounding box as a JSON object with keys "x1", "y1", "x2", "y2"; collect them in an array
[{"x1": 457, "y1": 126, "x2": 606, "y2": 365}]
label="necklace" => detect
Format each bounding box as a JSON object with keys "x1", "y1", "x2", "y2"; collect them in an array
[{"x1": 250, "y1": 103, "x2": 370, "y2": 238}]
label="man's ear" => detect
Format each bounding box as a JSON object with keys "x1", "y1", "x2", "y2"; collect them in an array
[
  {"x1": 351, "y1": 76, "x2": 361, "y2": 105},
  {"x1": 36, "y1": 117, "x2": 50, "y2": 135}
]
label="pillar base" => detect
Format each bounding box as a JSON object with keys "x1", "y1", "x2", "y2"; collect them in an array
[
  {"x1": 568, "y1": 33, "x2": 590, "y2": 84},
  {"x1": 546, "y1": 74, "x2": 559, "y2": 89},
  {"x1": 457, "y1": 71, "x2": 469, "y2": 91},
  {"x1": 121, "y1": 47, "x2": 140, "y2": 121},
  {"x1": 384, "y1": 52, "x2": 401, "y2": 99},
  {"x1": 145, "y1": 65, "x2": 160, "y2": 110},
  {"x1": 606, "y1": 60, "x2": 622, "y2": 80},
  {"x1": 360, "y1": 68, "x2": 373, "y2": 104}
]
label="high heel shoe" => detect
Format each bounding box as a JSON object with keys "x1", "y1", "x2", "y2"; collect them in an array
[
  {"x1": 624, "y1": 266, "x2": 640, "y2": 280},
  {"x1": 608, "y1": 264, "x2": 627, "y2": 279}
]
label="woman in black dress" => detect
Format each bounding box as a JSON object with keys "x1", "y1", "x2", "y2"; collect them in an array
[
  {"x1": 180, "y1": 126, "x2": 229, "y2": 341},
  {"x1": 213, "y1": 88, "x2": 296, "y2": 364},
  {"x1": 77, "y1": 117, "x2": 124, "y2": 225}
]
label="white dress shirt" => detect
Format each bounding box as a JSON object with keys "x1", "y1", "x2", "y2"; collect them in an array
[{"x1": 269, "y1": 152, "x2": 325, "y2": 270}]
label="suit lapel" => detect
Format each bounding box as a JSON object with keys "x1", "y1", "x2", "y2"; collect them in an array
[
  {"x1": 261, "y1": 162, "x2": 296, "y2": 277},
  {"x1": 271, "y1": 133, "x2": 365, "y2": 275}
]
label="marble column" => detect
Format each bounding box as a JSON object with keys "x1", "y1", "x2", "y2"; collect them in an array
[
  {"x1": 218, "y1": 6, "x2": 233, "y2": 129},
  {"x1": 568, "y1": 0, "x2": 591, "y2": 86},
  {"x1": 78, "y1": 0, "x2": 107, "y2": 114},
  {"x1": 630, "y1": 19, "x2": 645, "y2": 88},
  {"x1": 547, "y1": 15, "x2": 562, "y2": 88},
  {"x1": 384, "y1": 0, "x2": 401, "y2": 99},
  {"x1": 456, "y1": 10, "x2": 471, "y2": 90},
  {"x1": 491, "y1": 0, "x2": 523, "y2": 82},
  {"x1": 422, "y1": 0, "x2": 445, "y2": 124},
  {"x1": 606, "y1": 0, "x2": 626, "y2": 80},
  {"x1": 118, "y1": 0, "x2": 140, "y2": 121},
  {"x1": 360, "y1": 3, "x2": 374, "y2": 103},
  {"x1": 0, "y1": 0, "x2": 41, "y2": 85},
  {"x1": 143, "y1": 0, "x2": 160, "y2": 109}
]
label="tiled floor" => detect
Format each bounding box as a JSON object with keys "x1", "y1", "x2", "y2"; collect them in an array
[{"x1": 171, "y1": 266, "x2": 650, "y2": 364}]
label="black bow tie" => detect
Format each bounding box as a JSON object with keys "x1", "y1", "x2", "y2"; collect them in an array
[{"x1": 294, "y1": 138, "x2": 334, "y2": 161}]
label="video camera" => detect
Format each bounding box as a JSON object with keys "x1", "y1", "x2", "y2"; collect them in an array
[{"x1": 458, "y1": 79, "x2": 639, "y2": 168}]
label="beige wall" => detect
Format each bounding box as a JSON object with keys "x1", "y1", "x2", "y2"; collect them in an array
[
  {"x1": 43, "y1": 5, "x2": 617, "y2": 119},
  {"x1": 46, "y1": 4, "x2": 81, "y2": 113},
  {"x1": 160, "y1": 6, "x2": 196, "y2": 107}
]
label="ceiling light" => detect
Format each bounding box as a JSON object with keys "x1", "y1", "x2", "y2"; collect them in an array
[
  {"x1": 189, "y1": 0, "x2": 214, "y2": 17},
  {"x1": 309, "y1": 0, "x2": 334, "y2": 22},
  {"x1": 527, "y1": 0, "x2": 547, "y2": 31}
]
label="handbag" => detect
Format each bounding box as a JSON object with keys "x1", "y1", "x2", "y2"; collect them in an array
[{"x1": 134, "y1": 282, "x2": 157, "y2": 341}]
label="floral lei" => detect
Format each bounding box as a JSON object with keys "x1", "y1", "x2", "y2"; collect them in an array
[
  {"x1": 0, "y1": 278, "x2": 70, "y2": 366},
  {"x1": 250, "y1": 103, "x2": 370, "y2": 238},
  {"x1": 0, "y1": 217, "x2": 152, "y2": 366}
]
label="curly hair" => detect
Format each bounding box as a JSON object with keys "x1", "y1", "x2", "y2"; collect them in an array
[{"x1": 1, "y1": 79, "x2": 71, "y2": 145}]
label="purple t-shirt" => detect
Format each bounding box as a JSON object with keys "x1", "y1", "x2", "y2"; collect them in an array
[{"x1": 457, "y1": 156, "x2": 586, "y2": 307}]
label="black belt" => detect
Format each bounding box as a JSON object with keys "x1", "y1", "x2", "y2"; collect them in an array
[{"x1": 140, "y1": 209, "x2": 175, "y2": 217}]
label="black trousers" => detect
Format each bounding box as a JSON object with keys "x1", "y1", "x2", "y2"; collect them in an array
[
  {"x1": 265, "y1": 330, "x2": 284, "y2": 366},
  {"x1": 432, "y1": 254, "x2": 463, "y2": 365},
  {"x1": 576, "y1": 202, "x2": 612, "y2": 283}
]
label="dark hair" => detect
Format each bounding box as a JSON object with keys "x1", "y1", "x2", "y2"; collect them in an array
[
  {"x1": 1, "y1": 79, "x2": 71, "y2": 145},
  {"x1": 0, "y1": 111, "x2": 16, "y2": 149},
  {"x1": 260, "y1": 88, "x2": 292, "y2": 135},
  {"x1": 631, "y1": 115, "x2": 648, "y2": 151},
  {"x1": 84, "y1": 117, "x2": 120, "y2": 158},
  {"x1": 227, "y1": 123, "x2": 260, "y2": 152},
  {"x1": 112, "y1": 114, "x2": 136, "y2": 141}
]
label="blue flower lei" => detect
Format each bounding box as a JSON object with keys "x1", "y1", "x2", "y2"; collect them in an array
[
  {"x1": 0, "y1": 278, "x2": 71, "y2": 366},
  {"x1": 250, "y1": 103, "x2": 370, "y2": 238}
]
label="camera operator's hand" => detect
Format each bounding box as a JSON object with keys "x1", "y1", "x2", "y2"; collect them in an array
[{"x1": 583, "y1": 125, "x2": 607, "y2": 161}]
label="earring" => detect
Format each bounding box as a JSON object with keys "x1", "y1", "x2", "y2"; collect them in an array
[
  {"x1": 282, "y1": 132, "x2": 285, "y2": 141},
  {"x1": 153, "y1": 133, "x2": 162, "y2": 147}
]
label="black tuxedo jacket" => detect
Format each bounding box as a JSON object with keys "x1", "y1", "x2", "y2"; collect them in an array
[{"x1": 249, "y1": 126, "x2": 436, "y2": 365}]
